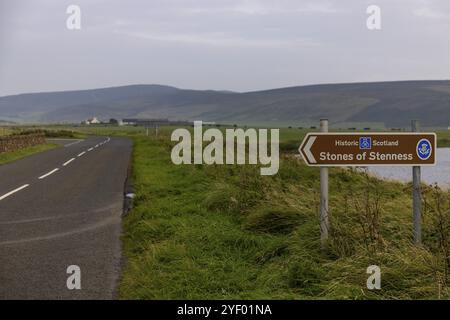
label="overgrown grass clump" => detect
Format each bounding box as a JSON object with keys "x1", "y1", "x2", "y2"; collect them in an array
[{"x1": 120, "y1": 134, "x2": 450, "y2": 299}]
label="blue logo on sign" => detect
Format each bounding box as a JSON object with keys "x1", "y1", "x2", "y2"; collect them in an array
[
  {"x1": 417, "y1": 139, "x2": 432, "y2": 160},
  {"x1": 359, "y1": 137, "x2": 372, "y2": 150}
]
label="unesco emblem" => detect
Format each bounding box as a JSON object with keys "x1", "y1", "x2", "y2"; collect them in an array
[{"x1": 416, "y1": 139, "x2": 432, "y2": 160}]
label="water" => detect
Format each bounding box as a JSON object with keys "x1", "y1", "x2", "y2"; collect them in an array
[{"x1": 367, "y1": 148, "x2": 450, "y2": 189}]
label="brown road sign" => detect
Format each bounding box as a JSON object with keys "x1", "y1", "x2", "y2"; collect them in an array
[{"x1": 299, "y1": 133, "x2": 437, "y2": 166}]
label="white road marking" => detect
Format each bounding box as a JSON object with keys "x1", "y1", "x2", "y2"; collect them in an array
[
  {"x1": 63, "y1": 158, "x2": 75, "y2": 167},
  {"x1": 38, "y1": 168, "x2": 59, "y2": 180},
  {"x1": 64, "y1": 140, "x2": 82, "y2": 147},
  {"x1": 0, "y1": 184, "x2": 30, "y2": 201},
  {"x1": 0, "y1": 137, "x2": 112, "y2": 202}
]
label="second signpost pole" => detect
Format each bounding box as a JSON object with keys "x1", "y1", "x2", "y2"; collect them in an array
[
  {"x1": 320, "y1": 119, "x2": 329, "y2": 248},
  {"x1": 412, "y1": 120, "x2": 422, "y2": 245}
]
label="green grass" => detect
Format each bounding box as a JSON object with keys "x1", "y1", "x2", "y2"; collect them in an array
[
  {"x1": 437, "y1": 130, "x2": 450, "y2": 147},
  {"x1": 0, "y1": 127, "x2": 17, "y2": 136},
  {"x1": 0, "y1": 144, "x2": 58, "y2": 165},
  {"x1": 17, "y1": 124, "x2": 145, "y2": 138},
  {"x1": 119, "y1": 131, "x2": 450, "y2": 300}
]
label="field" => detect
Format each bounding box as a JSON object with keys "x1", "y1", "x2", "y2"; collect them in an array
[
  {"x1": 12, "y1": 124, "x2": 449, "y2": 146},
  {"x1": 0, "y1": 127, "x2": 16, "y2": 136}
]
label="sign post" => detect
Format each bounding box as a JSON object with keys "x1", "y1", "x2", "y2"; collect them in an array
[
  {"x1": 319, "y1": 119, "x2": 329, "y2": 247},
  {"x1": 299, "y1": 129, "x2": 436, "y2": 245},
  {"x1": 299, "y1": 132, "x2": 436, "y2": 167},
  {"x1": 412, "y1": 120, "x2": 422, "y2": 245}
]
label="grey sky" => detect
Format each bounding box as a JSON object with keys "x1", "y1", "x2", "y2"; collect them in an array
[{"x1": 0, "y1": 0, "x2": 449, "y2": 96}]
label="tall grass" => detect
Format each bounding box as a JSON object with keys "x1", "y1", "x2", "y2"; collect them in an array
[{"x1": 119, "y1": 133, "x2": 450, "y2": 299}]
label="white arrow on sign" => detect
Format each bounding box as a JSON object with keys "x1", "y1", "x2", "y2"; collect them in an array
[{"x1": 299, "y1": 135, "x2": 317, "y2": 164}]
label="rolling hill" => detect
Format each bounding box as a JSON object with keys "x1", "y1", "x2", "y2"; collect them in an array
[{"x1": 1, "y1": 81, "x2": 450, "y2": 127}]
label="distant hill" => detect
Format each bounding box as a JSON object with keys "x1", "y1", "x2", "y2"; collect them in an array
[{"x1": 1, "y1": 81, "x2": 450, "y2": 127}]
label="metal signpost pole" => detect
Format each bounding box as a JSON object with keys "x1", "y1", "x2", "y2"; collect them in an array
[
  {"x1": 412, "y1": 120, "x2": 422, "y2": 245},
  {"x1": 320, "y1": 119, "x2": 329, "y2": 247}
]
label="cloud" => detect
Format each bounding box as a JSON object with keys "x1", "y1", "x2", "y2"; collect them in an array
[
  {"x1": 1, "y1": 0, "x2": 450, "y2": 96},
  {"x1": 413, "y1": 7, "x2": 449, "y2": 19},
  {"x1": 412, "y1": 1, "x2": 450, "y2": 19},
  {"x1": 183, "y1": 0, "x2": 341, "y2": 16},
  {"x1": 114, "y1": 30, "x2": 318, "y2": 48}
]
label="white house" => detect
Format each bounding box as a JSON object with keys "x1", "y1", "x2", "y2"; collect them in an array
[{"x1": 83, "y1": 117, "x2": 101, "y2": 125}]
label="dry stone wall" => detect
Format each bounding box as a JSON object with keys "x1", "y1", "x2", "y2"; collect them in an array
[{"x1": 0, "y1": 134, "x2": 46, "y2": 153}]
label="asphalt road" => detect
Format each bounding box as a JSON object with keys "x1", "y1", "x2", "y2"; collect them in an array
[{"x1": 0, "y1": 137, "x2": 132, "y2": 299}]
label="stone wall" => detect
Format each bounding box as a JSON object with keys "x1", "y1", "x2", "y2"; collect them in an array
[{"x1": 0, "y1": 134, "x2": 46, "y2": 153}]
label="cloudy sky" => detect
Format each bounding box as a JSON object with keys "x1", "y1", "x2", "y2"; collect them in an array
[{"x1": 0, "y1": 0, "x2": 449, "y2": 96}]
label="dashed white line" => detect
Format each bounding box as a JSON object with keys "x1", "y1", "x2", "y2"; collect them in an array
[
  {"x1": 0, "y1": 138, "x2": 111, "y2": 202},
  {"x1": 63, "y1": 158, "x2": 75, "y2": 167},
  {"x1": 0, "y1": 184, "x2": 30, "y2": 201},
  {"x1": 38, "y1": 168, "x2": 59, "y2": 180}
]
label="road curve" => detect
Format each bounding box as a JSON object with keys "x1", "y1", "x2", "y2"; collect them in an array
[{"x1": 0, "y1": 136, "x2": 132, "y2": 299}]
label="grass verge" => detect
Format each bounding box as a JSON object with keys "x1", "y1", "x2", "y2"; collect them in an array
[
  {"x1": 0, "y1": 144, "x2": 58, "y2": 166},
  {"x1": 119, "y1": 134, "x2": 450, "y2": 299}
]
